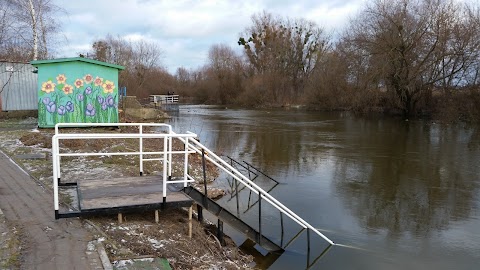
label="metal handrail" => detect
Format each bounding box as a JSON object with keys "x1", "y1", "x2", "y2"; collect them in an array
[
  {"x1": 176, "y1": 133, "x2": 335, "y2": 246},
  {"x1": 54, "y1": 123, "x2": 174, "y2": 176},
  {"x1": 52, "y1": 123, "x2": 196, "y2": 216},
  {"x1": 150, "y1": 95, "x2": 179, "y2": 104},
  {"x1": 52, "y1": 123, "x2": 334, "y2": 247}
]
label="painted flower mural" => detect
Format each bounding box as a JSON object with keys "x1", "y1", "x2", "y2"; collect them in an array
[
  {"x1": 102, "y1": 80, "x2": 115, "y2": 94},
  {"x1": 56, "y1": 74, "x2": 66, "y2": 84},
  {"x1": 94, "y1": 76, "x2": 103, "y2": 87},
  {"x1": 74, "y1": 79, "x2": 84, "y2": 89},
  {"x1": 57, "y1": 105, "x2": 66, "y2": 115},
  {"x1": 38, "y1": 72, "x2": 119, "y2": 127},
  {"x1": 86, "y1": 103, "x2": 96, "y2": 116},
  {"x1": 65, "y1": 101, "x2": 74, "y2": 112},
  {"x1": 46, "y1": 101, "x2": 56, "y2": 113},
  {"x1": 84, "y1": 74, "x2": 93, "y2": 84},
  {"x1": 41, "y1": 80, "x2": 56, "y2": 93},
  {"x1": 62, "y1": 84, "x2": 73, "y2": 95}
]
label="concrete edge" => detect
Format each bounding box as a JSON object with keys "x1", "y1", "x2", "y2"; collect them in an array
[
  {"x1": 96, "y1": 242, "x2": 113, "y2": 270},
  {"x1": 84, "y1": 219, "x2": 114, "y2": 270}
]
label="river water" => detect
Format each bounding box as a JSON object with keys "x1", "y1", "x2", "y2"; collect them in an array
[{"x1": 167, "y1": 105, "x2": 480, "y2": 270}]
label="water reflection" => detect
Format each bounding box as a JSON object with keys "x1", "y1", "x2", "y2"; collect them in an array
[
  {"x1": 168, "y1": 106, "x2": 480, "y2": 269},
  {"x1": 170, "y1": 107, "x2": 480, "y2": 234},
  {"x1": 332, "y1": 119, "x2": 480, "y2": 237}
]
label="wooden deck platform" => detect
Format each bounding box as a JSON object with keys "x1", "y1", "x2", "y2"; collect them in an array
[{"x1": 77, "y1": 175, "x2": 192, "y2": 211}]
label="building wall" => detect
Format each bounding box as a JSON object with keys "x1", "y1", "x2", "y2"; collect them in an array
[
  {"x1": 36, "y1": 61, "x2": 120, "y2": 128},
  {"x1": 0, "y1": 62, "x2": 38, "y2": 111}
]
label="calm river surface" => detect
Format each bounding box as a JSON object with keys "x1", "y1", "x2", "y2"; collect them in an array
[{"x1": 167, "y1": 105, "x2": 480, "y2": 270}]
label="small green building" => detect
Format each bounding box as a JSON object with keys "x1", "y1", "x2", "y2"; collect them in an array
[{"x1": 31, "y1": 57, "x2": 124, "y2": 128}]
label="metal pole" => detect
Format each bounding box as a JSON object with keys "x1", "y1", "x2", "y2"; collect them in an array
[
  {"x1": 162, "y1": 135, "x2": 167, "y2": 199},
  {"x1": 247, "y1": 190, "x2": 252, "y2": 208},
  {"x1": 217, "y1": 219, "x2": 225, "y2": 246},
  {"x1": 307, "y1": 228, "x2": 311, "y2": 267},
  {"x1": 168, "y1": 131, "x2": 172, "y2": 178},
  {"x1": 52, "y1": 136, "x2": 59, "y2": 218},
  {"x1": 197, "y1": 204, "x2": 203, "y2": 222},
  {"x1": 280, "y1": 212, "x2": 284, "y2": 248},
  {"x1": 258, "y1": 192, "x2": 262, "y2": 245},
  {"x1": 139, "y1": 124, "x2": 143, "y2": 176},
  {"x1": 235, "y1": 178, "x2": 239, "y2": 215},
  {"x1": 184, "y1": 138, "x2": 189, "y2": 187},
  {"x1": 201, "y1": 148, "x2": 208, "y2": 204}
]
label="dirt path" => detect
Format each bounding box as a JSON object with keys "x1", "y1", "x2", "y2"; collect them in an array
[{"x1": 0, "y1": 150, "x2": 104, "y2": 270}]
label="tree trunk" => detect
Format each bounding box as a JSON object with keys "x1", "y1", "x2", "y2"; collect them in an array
[{"x1": 28, "y1": 0, "x2": 38, "y2": 60}]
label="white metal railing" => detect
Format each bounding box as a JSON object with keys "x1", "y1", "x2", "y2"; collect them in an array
[
  {"x1": 52, "y1": 123, "x2": 334, "y2": 246},
  {"x1": 149, "y1": 95, "x2": 179, "y2": 104},
  {"x1": 52, "y1": 123, "x2": 196, "y2": 214},
  {"x1": 175, "y1": 131, "x2": 335, "y2": 246}
]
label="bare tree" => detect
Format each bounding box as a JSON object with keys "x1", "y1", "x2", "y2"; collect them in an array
[
  {"x1": 206, "y1": 44, "x2": 245, "y2": 104},
  {"x1": 238, "y1": 12, "x2": 329, "y2": 103},
  {"x1": 175, "y1": 67, "x2": 191, "y2": 93},
  {"x1": 0, "y1": 0, "x2": 63, "y2": 61},
  {"x1": 90, "y1": 35, "x2": 164, "y2": 97},
  {"x1": 342, "y1": 0, "x2": 480, "y2": 118}
]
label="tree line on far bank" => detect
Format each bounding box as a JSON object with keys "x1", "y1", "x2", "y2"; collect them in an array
[
  {"x1": 174, "y1": 0, "x2": 480, "y2": 122},
  {"x1": 1, "y1": 0, "x2": 480, "y2": 122}
]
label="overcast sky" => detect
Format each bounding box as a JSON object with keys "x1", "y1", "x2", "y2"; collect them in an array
[{"x1": 54, "y1": 0, "x2": 365, "y2": 73}]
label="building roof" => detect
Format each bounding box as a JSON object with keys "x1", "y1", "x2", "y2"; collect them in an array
[
  {"x1": 0, "y1": 60, "x2": 31, "y2": 64},
  {"x1": 30, "y1": 57, "x2": 125, "y2": 70}
]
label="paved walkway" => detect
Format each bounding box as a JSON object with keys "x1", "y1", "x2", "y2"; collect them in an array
[{"x1": 0, "y1": 150, "x2": 104, "y2": 270}]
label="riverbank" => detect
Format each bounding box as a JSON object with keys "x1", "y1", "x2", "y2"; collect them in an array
[{"x1": 0, "y1": 118, "x2": 254, "y2": 269}]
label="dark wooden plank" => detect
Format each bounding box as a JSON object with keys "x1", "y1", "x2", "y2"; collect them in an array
[
  {"x1": 78, "y1": 175, "x2": 191, "y2": 210},
  {"x1": 79, "y1": 176, "x2": 164, "y2": 199}
]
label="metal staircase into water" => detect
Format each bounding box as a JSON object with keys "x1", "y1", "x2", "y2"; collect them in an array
[
  {"x1": 183, "y1": 186, "x2": 282, "y2": 252},
  {"x1": 175, "y1": 133, "x2": 335, "y2": 252}
]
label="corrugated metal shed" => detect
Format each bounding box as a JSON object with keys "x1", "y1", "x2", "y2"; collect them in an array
[{"x1": 0, "y1": 61, "x2": 38, "y2": 111}]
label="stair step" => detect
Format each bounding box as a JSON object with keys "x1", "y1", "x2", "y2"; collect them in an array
[{"x1": 183, "y1": 186, "x2": 283, "y2": 252}]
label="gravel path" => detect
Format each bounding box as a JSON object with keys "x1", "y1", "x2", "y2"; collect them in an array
[{"x1": 0, "y1": 150, "x2": 104, "y2": 270}]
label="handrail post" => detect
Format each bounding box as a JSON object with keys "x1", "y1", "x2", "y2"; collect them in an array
[
  {"x1": 280, "y1": 212, "x2": 284, "y2": 248},
  {"x1": 235, "y1": 178, "x2": 239, "y2": 215},
  {"x1": 168, "y1": 131, "x2": 172, "y2": 178},
  {"x1": 162, "y1": 133, "x2": 168, "y2": 200},
  {"x1": 258, "y1": 192, "x2": 262, "y2": 245},
  {"x1": 54, "y1": 136, "x2": 61, "y2": 181},
  {"x1": 52, "y1": 135, "x2": 59, "y2": 219},
  {"x1": 307, "y1": 228, "x2": 311, "y2": 267},
  {"x1": 201, "y1": 148, "x2": 208, "y2": 205},
  {"x1": 184, "y1": 137, "x2": 189, "y2": 187},
  {"x1": 139, "y1": 124, "x2": 143, "y2": 176}
]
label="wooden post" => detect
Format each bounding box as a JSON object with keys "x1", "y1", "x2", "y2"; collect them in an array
[
  {"x1": 155, "y1": 210, "x2": 160, "y2": 223},
  {"x1": 117, "y1": 213, "x2": 123, "y2": 224},
  {"x1": 188, "y1": 205, "x2": 193, "y2": 238}
]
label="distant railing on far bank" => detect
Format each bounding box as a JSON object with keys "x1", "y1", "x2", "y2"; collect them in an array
[{"x1": 150, "y1": 95, "x2": 179, "y2": 105}]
